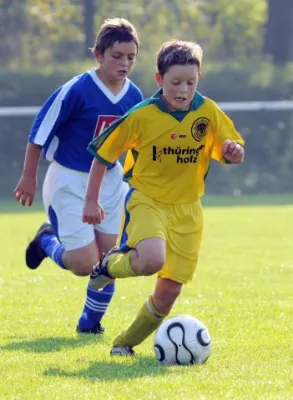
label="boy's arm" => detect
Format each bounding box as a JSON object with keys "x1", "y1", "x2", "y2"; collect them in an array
[
  {"x1": 14, "y1": 84, "x2": 82, "y2": 207},
  {"x1": 14, "y1": 143, "x2": 42, "y2": 207},
  {"x1": 84, "y1": 112, "x2": 138, "y2": 225},
  {"x1": 82, "y1": 159, "x2": 107, "y2": 225},
  {"x1": 210, "y1": 101, "x2": 245, "y2": 164}
]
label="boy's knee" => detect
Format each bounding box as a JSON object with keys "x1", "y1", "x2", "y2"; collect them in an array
[
  {"x1": 134, "y1": 238, "x2": 166, "y2": 276},
  {"x1": 138, "y1": 256, "x2": 165, "y2": 276}
]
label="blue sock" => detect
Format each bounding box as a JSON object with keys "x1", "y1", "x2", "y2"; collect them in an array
[
  {"x1": 40, "y1": 233, "x2": 67, "y2": 269},
  {"x1": 78, "y1": 283, "x2": 115, "y2": 329}
]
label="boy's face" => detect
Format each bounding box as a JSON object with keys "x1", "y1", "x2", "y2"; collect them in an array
[
  {"x1": 94, "y1": 41, "x2": 137, "y2": 83},
  {"x1": 155, "y1": 64, "x2": 200, "y2": 111}
]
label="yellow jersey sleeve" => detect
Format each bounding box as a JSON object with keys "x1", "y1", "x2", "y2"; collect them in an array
[
  {"x1": 210, "y1": 101, "x2": 245, "y2": 163},
  {"x1": 87, "y1": 113, "x2": 139, "y2": 166}
]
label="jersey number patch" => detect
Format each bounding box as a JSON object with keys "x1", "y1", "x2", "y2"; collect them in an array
[{"x1": 94, "y1": 115, "x2": 120, "y2": 138}]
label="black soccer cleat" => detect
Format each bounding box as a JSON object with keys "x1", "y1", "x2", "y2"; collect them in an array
[
  {"x1": 25, "y1": 221, "x2": 54, "y2": 269},
  {"x1": 76, "y1": 322, "x2": 105, "y2": 335}
]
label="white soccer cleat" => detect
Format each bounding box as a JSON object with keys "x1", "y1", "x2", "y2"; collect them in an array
[
  {"x1": 89, "y1": 248, "x2": 119, "y2": 290},
  {"x1": 110, "y1": 346, "x2": 136, "y2": 357}
]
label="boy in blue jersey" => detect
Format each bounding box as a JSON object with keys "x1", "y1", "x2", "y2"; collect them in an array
[
  {"x1": 82, "y1": 40, "x2": 245, "y2": 356},
  {"x1": 14, "y1": 18, "x2": 143, "y2": 334}
]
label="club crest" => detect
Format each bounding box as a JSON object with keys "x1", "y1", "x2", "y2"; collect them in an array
[{"x1": 191, "y1": 117, "x2": 210, "y2": 141}]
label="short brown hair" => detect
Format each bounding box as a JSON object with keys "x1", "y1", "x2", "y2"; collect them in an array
[
  {"x1": 93, "y1": 18, "x2": 139, "y2": 55},
  {"x1": 157, "y1": 40, "x2": 203, "y2": 76}
]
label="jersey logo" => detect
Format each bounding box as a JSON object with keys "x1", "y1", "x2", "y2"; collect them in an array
[
  {"x1": 152, "y1": 146, "x2": 163, "y2": 162},
  {"x1": 191, "y1": 117, "x2": 210, "y2": 142},
  {"x1": 152, "y1": 145, "x2": 205, "y2": 164},
  {"x1": 171, "y1": 134, "x2": 187, "y2": 140},
  {"x1": 94, "y1": 115, "x2": 120, "y2": 138}
]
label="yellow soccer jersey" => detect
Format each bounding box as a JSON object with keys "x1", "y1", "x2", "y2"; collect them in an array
[{"x1": 88, "y1": 89, "x2": 244, "y2": 204}]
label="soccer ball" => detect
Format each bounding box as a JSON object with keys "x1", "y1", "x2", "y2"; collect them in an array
[{"x1": 153, "y1": 315, "x2": 211, "y2": 365}]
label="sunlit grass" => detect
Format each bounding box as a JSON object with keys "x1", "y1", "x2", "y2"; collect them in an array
[{"x1": 1, "y1": 198, "x2": 293, "y2": 399}]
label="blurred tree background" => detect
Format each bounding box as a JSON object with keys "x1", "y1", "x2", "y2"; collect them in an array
[
  {"x1": 1, "y1": 0, "x2": 293, "y2": 198},
  {"x1": 2, "y1": 0, "x2": 293, "y2": 72}
]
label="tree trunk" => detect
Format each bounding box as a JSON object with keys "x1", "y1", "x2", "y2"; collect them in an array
[
  {"x1": 263, "y1": 0, "x2": 293, "y2": 64},
  {"x1": 84, "y1": 0, "x2": 96, "y2": 58}
]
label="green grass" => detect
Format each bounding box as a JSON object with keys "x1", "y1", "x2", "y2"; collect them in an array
[
  {"x1": 1, "y1": 197, "x2": 293, "y2": 399},
  {"x1": 1, "y1": 193, "x2": 293, "y2": 214}
]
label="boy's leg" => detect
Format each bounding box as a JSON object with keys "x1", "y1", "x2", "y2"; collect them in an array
[
  {"x1": 77, "y1": 231, "x2": 117, "y2": 333},
  {"x1": 25, "y1": 221, "x2": 67, "y2": 270},
  {"x1": 77, "y1": 282, "x2": 115, "y2": 334},
  {"x1": 111, "y1": 277, "x2": 182, "y2": 355},
  {"x1": 26, "y1": 203, "x2": 98, "y2": 276},
  {"x1": 158, "y1": 200, "x2": 203, "y2": 284},
  {"x1": 26, "y1": 161, "x2": 98, "y2": 275},
  {"x1": 89, "y1": 189, "x2": 167, "y2": 290},
  {"x1": 80, "y1": 189, "x2": 167, "y2": 336},
  {"x1": 26, "y1": 215, "x2": 106, "y2": 333},
  {"x1": 88, "y1": 237, "x2": 166, "y2": 290},
  {"x1": 77, "y1": 167, "x2": 128, "y2": 333},
  {"x1": 26, "y1": 162, "x2": 110, "y2": 333},
  {"x1": 111, "y1": 200, "x2": 203, "y2": 355}
]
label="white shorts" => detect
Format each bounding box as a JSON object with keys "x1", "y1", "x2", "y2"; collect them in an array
[{"x1": 42, "y1": 161, "x2": 129, "y2": 251}]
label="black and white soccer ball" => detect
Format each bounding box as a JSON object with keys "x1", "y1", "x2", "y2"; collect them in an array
[{"x1": 153, "y1": 315, "x2": 211, "y2": 365}]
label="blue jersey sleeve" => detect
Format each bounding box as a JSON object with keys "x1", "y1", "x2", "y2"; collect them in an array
[
  {"x1": 135, "y1": 88, "x2": 144, "y2": 103},
  {"x1": 131, "y1": 84, "x2": 143, "y2": 105},
  {"x1": 28, "y1": 76, "x2": 83, "y2": 147}
]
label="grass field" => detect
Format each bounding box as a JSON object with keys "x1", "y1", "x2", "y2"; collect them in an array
[{"x1": 1, "y1": 196, "x2": 293, "y2": 399}]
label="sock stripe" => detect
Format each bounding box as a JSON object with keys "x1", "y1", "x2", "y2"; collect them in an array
[
  {"x1": 86, "y1": 299, "x2": 108, "y2": 309},
  {"x1": 85, "y1": 303, "x2": 108, "y2": 312},
  {"x1": 40, "y1": 232, "x2": 66, "y2": 269},
  {"x1": 78, "y1": 284, "x2": 116, "y2": 330},
  {"x1": 51, "y1": 243, "x2": 61, "y2": 260},
  {"x1": 88, "y1": 297, "x2": 109, "y2": 307},
  {"x1": 85, "y1": 302, "x2": 107, "y2": 311},
  {"x1": 86, "y1": 296, "x2": 113, "y2": 304},
  {"x1": 146, "y1": 298, "x2": 165, "y2": 319}
]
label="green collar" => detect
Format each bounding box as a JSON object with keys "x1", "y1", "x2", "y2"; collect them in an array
[{"x1": 151, "y1": 88, "x2": 205, "y2": 115}]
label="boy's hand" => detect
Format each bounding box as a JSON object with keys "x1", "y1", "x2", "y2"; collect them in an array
[
  {"x1": 14, "y1": 174, "x2": 37, "y2": 207},
  {"x1": 222, "y1": 139, "x2": 244, "y2": 164},
  {"x1": 82, "y1": 200, "x2": 105, "y2": 225}
]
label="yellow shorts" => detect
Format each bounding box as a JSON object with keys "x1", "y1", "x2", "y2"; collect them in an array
[{"x1": 117, "y1": 188, "x2": 203, "y2": 284}]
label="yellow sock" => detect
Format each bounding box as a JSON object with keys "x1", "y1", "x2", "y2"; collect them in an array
[
  {"x1": 113, "y1": 296, "x2": 168, "y2": 348},
  {"x1": 107, "y1": 252, "x2": 137, "y2": 278}
]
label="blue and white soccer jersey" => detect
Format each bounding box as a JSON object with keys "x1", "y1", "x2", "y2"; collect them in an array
[{"x1": 29, "y1": 69, "x2": 143, "y2": 250}]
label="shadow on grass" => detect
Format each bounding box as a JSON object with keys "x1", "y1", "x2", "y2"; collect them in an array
[
  {"x1": 0, "y1": 334, "x2": 103, "y2": 353},
  {"x1": 44, "y1": 357, "x2": 170, "y2": 381}
]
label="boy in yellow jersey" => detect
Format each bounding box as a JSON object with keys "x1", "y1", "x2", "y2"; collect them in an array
[{"x1": 82, "y1": 40, "x2": 245, "y2": 356}]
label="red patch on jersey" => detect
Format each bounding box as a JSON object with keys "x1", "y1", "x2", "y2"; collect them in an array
[{"x1": 94, "y1": 115, "x2": 120, "y2": 138}]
